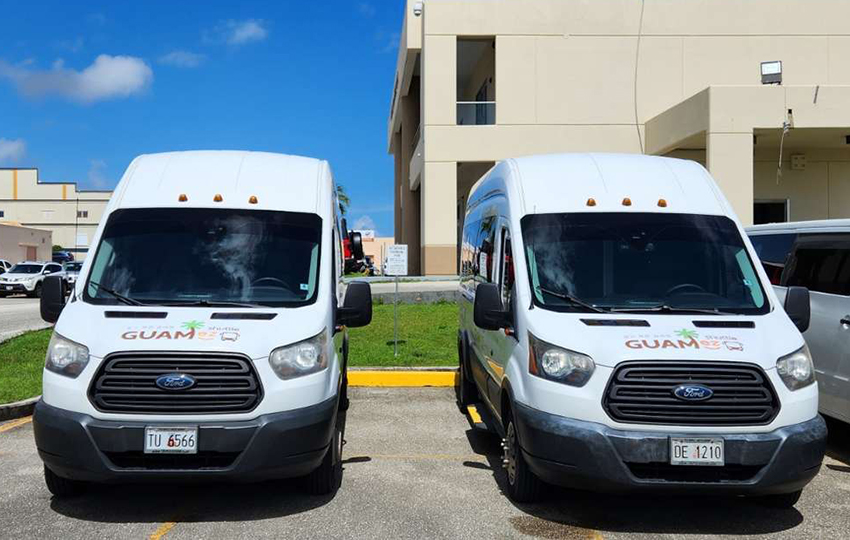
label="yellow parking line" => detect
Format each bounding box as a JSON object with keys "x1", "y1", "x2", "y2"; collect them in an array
[
  {"x1": 149, "y1": 521, "x2": 177, "y2": 540},
  {"x1": 348, "y1": 370, "x2": 457, "y2": 387},
  {"x1": 467, "y1": 405, "x2": 483, "y2": 424},
  {"x1": 0, "y1": 416, "x2": 32, "y2": 433}
]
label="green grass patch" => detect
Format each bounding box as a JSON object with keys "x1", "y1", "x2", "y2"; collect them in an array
[
  {"x1": 0, "y1": 329, "x2": 52, "y2": 404},
  {"x1": 348, "y1": 302, "x2": 458, "y2": 367}
]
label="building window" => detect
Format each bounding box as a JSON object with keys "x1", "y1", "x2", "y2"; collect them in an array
[
  {"x1": 457, "y1": 38, "x2": 496, "y2": 125},
  {"x1": 0, "y1": 210, "x2": 4, "y2": 218},
  {"x1": 754, "y1": 200, "x2": 789, "y2": 225},
  {"x1": 77, "y1": 210, "x2": 89, "y2": 218}
]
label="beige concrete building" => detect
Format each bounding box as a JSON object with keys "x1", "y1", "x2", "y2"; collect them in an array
[
  {"x1": 0, "y1": 169, "x2": 111, "y2": 260},
  {"x1": 388, "y1": 0, "x2": 850, "y2": 275},
  {"x1": 0, "y1": 222, "x2": 51, "y2": 263}
]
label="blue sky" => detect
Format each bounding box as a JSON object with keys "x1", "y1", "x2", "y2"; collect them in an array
[{"x1": 0, "y1": 0, "x2": 403, "y2": 235}]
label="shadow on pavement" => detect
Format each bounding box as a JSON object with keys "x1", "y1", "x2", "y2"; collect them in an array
[
  {"x1": 50, "y1": 477, "x2": 338, "y2": 524},
  {"x1": 463, "y1": 428, "x2": 804, "y2": 537}
]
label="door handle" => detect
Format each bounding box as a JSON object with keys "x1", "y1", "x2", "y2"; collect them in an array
[{"x1": 841, "y1": 316, "x2": 850, "y2": 326}]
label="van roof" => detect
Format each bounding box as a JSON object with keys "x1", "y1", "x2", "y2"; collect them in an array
[
  {"x1": 747, "y1": 219, "x2": 850, "y2": 233},
  {"x1": 113, "y1": 151, "x2": 328, "y2": 214},
  {"x1": 502, "y1": 153, "x2": 727, "y2": 216}
]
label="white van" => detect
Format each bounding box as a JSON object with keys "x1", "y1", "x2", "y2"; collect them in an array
[
  {"x1": 34, "y1": 151, "x2": 372, "y2": 497},
  {"x1": 457, "y1": 154, "x2": 826, "y2": 508},
  {"x1": 748, "y1": 220, "x2": 850, "y2": 424}
]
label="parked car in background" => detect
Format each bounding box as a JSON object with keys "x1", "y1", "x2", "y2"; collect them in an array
[
  {"x1": 0, "y1": 261, "x2": 64, "y2": 297},
  {"x1": 62, "y1": 261, "x2": 83, "y2": 289},
  {"x1": 748, "y1": 220, "x2": 850, "y2": 424},
  {"x1": 458, "y1": 153, "x2": 825, "y2": 508},
  {"x1": 52, "y1": 251, "x2": 74, "y2": 264},
  {"x1": 0, "y1": 259, "x2": 11, "y2": 274}
]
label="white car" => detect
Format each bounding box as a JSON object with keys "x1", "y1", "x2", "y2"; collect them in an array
[
  {"x1": 33, "y1": 151, "x2": 372, "y2": 498},
  {"x1": 457, "y1": 153, "x2": 825, "y2": 508},
  {"x1": 0, "y1": 259, "x2": 12, "y2": 274},
  {"x1": 0, "y1": 261, "x2": 64, "y2": 297}
]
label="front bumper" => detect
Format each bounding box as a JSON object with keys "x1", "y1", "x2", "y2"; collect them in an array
[
  {"x1": 33, "y1": 397, "x2": 338, "y2": 483},
  {"x1": 0, "y1": 283, "x2": 32, "y2": 293},
  {"x1": 514, "y1": 401, "x2": 827, "y2": 495}
]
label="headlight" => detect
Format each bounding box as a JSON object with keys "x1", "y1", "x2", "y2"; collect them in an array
[
  {"x1": 776, "y1": 344, "x2": 816, "y2": 391},
  {"x1": 528, "y1": 332, "x2": 595, "y2": 386},
  {"x1": 45, "y1": 333, "x2": 90, "y2": 378},
  {"x1": 269, "y1": 330, "x2": 328, "y2": 380}
]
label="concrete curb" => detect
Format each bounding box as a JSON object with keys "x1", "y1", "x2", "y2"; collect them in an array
[
  {"x1": 0, "y1": 396, "x2": 39, "y2": 421},
  {"x1": 349, "y1": 366, "x2": 458, "y2": 387}
]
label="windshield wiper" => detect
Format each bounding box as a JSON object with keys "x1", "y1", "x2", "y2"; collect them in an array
[
  {"x1": 157, "y1": 300, "x2": 264, "y2": 308},
  {"x1": 88, "y1": 281, "x2": 145, "y2": 306},
  {"x1": 610, "y1": 304, "x2": 727, "y2": 315},
  {"x1": 535, "y1": 286, "x2": 608, "y2": 313}
]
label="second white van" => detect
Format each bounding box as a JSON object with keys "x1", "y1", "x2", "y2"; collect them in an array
[{"x1": 457, "y1": 153, "x2": 826, "y2": 508}]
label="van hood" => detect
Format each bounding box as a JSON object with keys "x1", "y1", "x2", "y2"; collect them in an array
[
  {"x1": 527, "y1": 309, "x2": 803, "y2": 370},
  {"x1": 54, "y1": 301, "x2": 326, "y2": 360}
]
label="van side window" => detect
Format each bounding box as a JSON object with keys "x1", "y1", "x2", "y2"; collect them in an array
[
  {"x1": 476, "y1": 217, "x2": 496, "y2": 283},
  {"x1": 500, "y1": 229, "x2": 514, "y2": 308},
  {"x1": 460, "y1": 218, "x2": 479, "y2": 291},
  {"x1": 784, "y1": 235, "x2": 850, "y2": 296},
  {"x1": 748, "y1": 233, "x2": 796, "y2": 285}
]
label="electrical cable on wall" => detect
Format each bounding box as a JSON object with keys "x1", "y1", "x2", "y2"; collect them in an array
[
  {"x1": 777, "y1": 118, "x2": 791, "y2": 185},
  {"x1": 633, "y1": 0, "x2": 646, "y2": 154}
]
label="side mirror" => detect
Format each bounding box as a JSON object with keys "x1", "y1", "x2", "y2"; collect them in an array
[
  {"x1": 474, "y1": 283, "x2": 511, "y2": 331},
  {"x1": 337, "y1": 281, "x2": 372, "y2": 328},
  {"x1": 349, "y1": 231, "x2": 364, "y2": 260},
  {"x1": 40, "y1": 275, "x2": 66, "y2": 323},
  {"x1": 784, "y1": 286, "x2": 811, "y2": 333}
]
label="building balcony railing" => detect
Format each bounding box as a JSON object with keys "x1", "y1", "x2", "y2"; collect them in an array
[{"x1": 457, "y1": 101, "x2": 495, "y2": 126}]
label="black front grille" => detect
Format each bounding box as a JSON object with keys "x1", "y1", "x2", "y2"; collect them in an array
[
  {"x1": 603, "y1": 361, "x2": 779, "y2": 426},
  {"x1": 89, "y1": 352, "x2": 263, "y2": 414},
  {"x1": 628, "y1": 462, "x2": 763, "y2": 482},
  {"x1": 104, "y1": 451, "x2": 240, "y2": 470}
]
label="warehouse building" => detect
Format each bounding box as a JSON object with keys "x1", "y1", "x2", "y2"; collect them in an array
[
  {"x1": 388, "y1": 0, "x2": 850, "y2": 275},
  {"x1": 0, "y1": 222, "x2": 51, "y2": 264},
  {"x1": 0, "y1": 168, "x2": 111, "y2": 260}
]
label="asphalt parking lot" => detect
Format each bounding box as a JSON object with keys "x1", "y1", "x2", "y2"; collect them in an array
[
  {"x1": 1, "y1": 388, "x2": 850, "y2": 539},
  {"x1": 0, "y1": 296, "x2": 48, "y2": 342}
]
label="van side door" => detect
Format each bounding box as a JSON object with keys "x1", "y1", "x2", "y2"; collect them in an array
[
  {"x1": 489, "y1": 224, "x2": 519, "y2": 395},
  {"x1": 782, "y1": 233, "x2": 850, "y2": 422}
]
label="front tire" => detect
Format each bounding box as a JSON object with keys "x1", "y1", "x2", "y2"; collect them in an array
[
  {"x1": 303, "y1": 411, "x2": 345, "y2": 495},
  {"x1": 31, "y1": 282, "x2": 42, "y2": 298},
  {"x1": 43, "y1": 465, "x2": 85, "y2": 497},
  {"x1": 759, "y1": 490, "x2": 802, "y2": 509},
  {"x1": 503, "y1": 406, "x2": 542, "y2": 503}
]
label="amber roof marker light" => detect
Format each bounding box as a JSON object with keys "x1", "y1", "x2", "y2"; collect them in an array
[
  {"x1": 622, "y1": 197, "x2": 632, "y2": 206},
  {"x1": 248, "y1": 195, "x2": 258, "y2": 204},
  {"x1": 586, "y1": 198, "x2": 597, "y2": 207},
  {"x1": 658, "y1": 198, "x2": 668, "y2": 207},
  {"x1": 214, "y1": 194, "x2": 223, "y2": 202},
  {"x1": 178, "y1": 194, "x2": 188, "y2": 202}
]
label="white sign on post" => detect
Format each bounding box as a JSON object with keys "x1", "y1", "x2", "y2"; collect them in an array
[{"x1": 384, "y1": 244, "x2": 408, "y2": 276}]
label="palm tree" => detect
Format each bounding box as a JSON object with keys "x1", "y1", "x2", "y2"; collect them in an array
[{"x1": 336, "y1": 184, "x2": 350, "y2": 216}]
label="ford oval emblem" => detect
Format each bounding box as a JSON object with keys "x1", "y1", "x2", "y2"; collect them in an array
[
  {"x1": 155, "y1": 373, "x2": 196, "y2": 391},
  {"x1": 673, "y1": 384, "x2": 714, "y2": 401}
]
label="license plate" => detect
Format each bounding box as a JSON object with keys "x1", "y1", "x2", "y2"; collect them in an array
[
  {"x1": 670, "y1": 437, "x2": 724, "y2": 466},
  {"x1": 144, "y1": 427, "x2": 198, "y2": 454}
]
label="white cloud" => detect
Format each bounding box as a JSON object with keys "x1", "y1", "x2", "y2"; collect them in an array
[
  {"x1": 158, "y1": 50, "x2": 206, "y2": 68},
  {"x1": 87, "y1": 159, "x2": 110, "y2": 189},
  {"x1": 0, "y1": 138, "x2": 26, "y2": 164},
  {"x1": 0, "y1": 54, "x2": 153, "y2": 104},
  {"x1": 207, "y1": 19, "x2": 269, "y2": 46},
  {"x1": 353, "y1": 215, "x2": 378, "y2": 234}
]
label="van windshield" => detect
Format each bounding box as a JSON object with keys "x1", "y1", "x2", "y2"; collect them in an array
[
  {"x1": 522, "y1": 213, "x2": 768, "y2": 315},
  {"x1": 85, "y1": 208, "x2": 321, "y2": 307}
]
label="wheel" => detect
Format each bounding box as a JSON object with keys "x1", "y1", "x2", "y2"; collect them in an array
[
  {"x1": 503, "y1": 406, "x2": 543, "y2": 503},
  {"x1": 303, "y1": 411, "x2": 345, "y2": 495},
  {"x1": 43, "y1": 465, "x2": 85, "y2": 497},
  {"x1": 758, "y1": 490, "x2": 802, "y2": 509},
  {"x1": 32, "y1": 282, "x2": 43, "y2": 298},
  {"x1": 456, "y1": 333, "x2": 479, "y2": 411}
]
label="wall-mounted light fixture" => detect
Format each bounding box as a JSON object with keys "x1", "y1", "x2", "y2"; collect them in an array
[
  {"x1": 413, "y1": 2, "x2": 423, "y2": 16},
  {"x1": 761, "y1": 61, "x2": 782, "y2": 85}
]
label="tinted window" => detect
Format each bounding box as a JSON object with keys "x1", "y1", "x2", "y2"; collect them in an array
[
  {"x1": 9, "y1": 264, "x2": 42, "y2": 274},
  {"x1": 784, "y1": 235, "x2": 850, "y2": 295},
  {"x1": 85, "y1": 208, "x2": 322, "y2": 307},
  {"x1": 749, "y1": 233, "x2": 797, "y2": 264},
  {"x1": 500, "y1": 229, "x2": 514, "y2": 308},
  {"x1": 522, "y1": 213, "x2": 768, "y2": 314}
]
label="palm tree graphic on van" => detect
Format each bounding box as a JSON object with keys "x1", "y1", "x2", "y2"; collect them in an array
[
  {"x1": 181, "y1": 320, "x2": 205, "y2": 331},
  {"x1": 675, "y1": 329, "x2": 699, "y2": 340}
]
